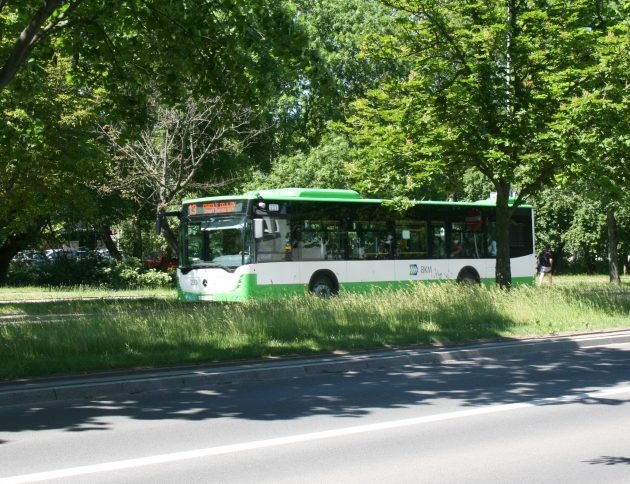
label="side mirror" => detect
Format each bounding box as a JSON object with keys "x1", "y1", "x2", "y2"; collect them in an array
[{"x1": 254, "y1": 218, "x2": 264, "y2": 239}]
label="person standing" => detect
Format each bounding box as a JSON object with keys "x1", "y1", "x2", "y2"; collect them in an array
[{"x1": 537, "y1": 246, "x2": 554, "y2": 285}]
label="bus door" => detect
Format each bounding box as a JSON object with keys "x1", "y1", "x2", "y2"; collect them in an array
[
  {"x1": 430, "y1": 221, "x2": 449, "y2": 279},
  {"x1": 449, "y1": 207, "x2": 488, "y2": 278},
  {"x1": 348, "y1": 220, "x2": 395, "y2": 283},
  {"x1": 254, "y1": 215, "x2": 301, "y2": 286},
  {"x1": 395, "y1": 220, "x2": 429, "y2": 281}
]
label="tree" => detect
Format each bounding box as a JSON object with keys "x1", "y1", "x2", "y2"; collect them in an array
[
  {"x1": 556, "y1": 5, "x2": 630, "y2": 283},
  {"x1": 271, "y1": 0, "x2": 406, "y2": 156},
  {"x1": 0, "y1": 54, "x2": 106, "y2": 282},
  {"x1": 102, "y1": 96, "x2": 263, "y2": 252},
  {"x1": 347, "y1": 0, "x2": 603, "y2": 287},
  {"x1": 243, "y1": 133, "x2": 355, "y2": 191},
  {"x1": 1, "y1": 1, "x2": 305, "y2": 98},
  {"x1": 0, "y1": 1, "x2": 306, "y2": 283},
  {"x1": 254, "y1": 0, "x2": 411, "y2": 193},
  {"x1": 0, "y1": 1, "x2": 81, "y2": 90}
]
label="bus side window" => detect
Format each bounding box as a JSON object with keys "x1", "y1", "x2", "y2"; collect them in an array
[
  {"x1": 348, "y1": 231, "x2": 365, "y2": 260},
  {"x1": 509, "y1": 211, "x2": 532, "y2": 258},
  {"x1": 320, "y1": 221, "x2": 344, "y2": 260},
  {"x1": 301, "y1": 220, "x2": 325, "y2": 260},
  {"x1": 451, "y1": 213, "x2": 485, "y2": 259},
  {"x1": 360, "y1": 221, "x2": 393, "y2": 259},
  {"x1": 396, "y1": 221, "x2": 428, "y2": 259}
]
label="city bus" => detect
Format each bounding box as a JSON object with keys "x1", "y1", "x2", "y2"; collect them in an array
[{"x1": 171, "y1": 188, "x2": 534, "y2": 301}]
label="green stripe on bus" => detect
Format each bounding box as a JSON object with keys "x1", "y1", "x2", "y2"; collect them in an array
[{"x1": 178, "y1": 273, "x2": 535, "y2": 302}]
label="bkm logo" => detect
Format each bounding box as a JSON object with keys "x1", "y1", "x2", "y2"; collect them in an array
[{"x1": 409, "y1": 264, "x2": 418, "y2": 276}]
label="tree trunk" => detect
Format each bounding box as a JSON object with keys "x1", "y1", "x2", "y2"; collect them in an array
[
  {"x1": 161, "y1": 217, "x2": 178, "y2": 254},
  {"x1": 494, "y1": 183, "x2": 513, "y2": 289},
  {"x1": 554, "y1": 241, "x2": 565, "y2": 274},
  {"x1": 607, "y1": 207, "x2": 621, "y2": 284},
  {"x1": 131, "y1": 216, "x2": 143, "y2": 259},
  {"x1": 0, "y1": 242, "x2": 18, "y2": 286},
  {"x1": 586, "y1": 252, "x2": 595, "y2": 275},
  {"x1": 0, "y1": 0, "x2": 66, "y2": 90},
  {"x1": 0, "y1": 234, "x2": 29, "y2": 284},
  {"x1": 99, "y1": 225, "x2": 123, "y2": 261}
]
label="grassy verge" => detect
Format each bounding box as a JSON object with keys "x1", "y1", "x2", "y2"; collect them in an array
[
  {"x1": 0, "y1": 286, "x2": 175, "y2": 302},
  {"x1": 1, "y1": 276, "x2": 629, "y2": 380}
]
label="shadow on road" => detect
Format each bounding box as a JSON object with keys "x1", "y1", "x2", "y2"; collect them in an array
[
  {"x1": 1, "y1": 342, "x2": 630, "y2": 439},
  {"x1": 584, "y1": 456, "x2": 630, "y2": 466}
]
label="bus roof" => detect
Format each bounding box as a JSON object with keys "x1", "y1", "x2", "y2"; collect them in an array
[{"x1": 183, "y1": 188, "x2": 531, "y2": 208}]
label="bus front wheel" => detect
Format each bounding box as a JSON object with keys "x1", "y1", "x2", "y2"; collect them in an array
[{"x1": 309, "y1": 273, "x2": 337, "y2": 298}]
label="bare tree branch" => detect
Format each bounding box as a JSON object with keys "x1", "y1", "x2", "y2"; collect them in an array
[{"x1": 100, "y1": 95, "x2": 265, "y2": 249}]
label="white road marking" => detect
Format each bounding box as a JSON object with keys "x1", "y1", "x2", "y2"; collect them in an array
[{"x1": 3, "y1": 385, "x2": 630, "y2": 483}]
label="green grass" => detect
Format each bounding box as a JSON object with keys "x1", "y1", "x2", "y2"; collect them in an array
[
  {"x1": 0, "y1": 286, "x2": 175, "y2": 302},
  {"x1": 1, "y1": 276, "x2": 629, "y2": 380}
]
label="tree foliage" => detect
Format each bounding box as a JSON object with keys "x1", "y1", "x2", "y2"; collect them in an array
[
  {"x1": 272, "y1": 0, "x2": 405, "y2": 154},
  {"x1": 0, "y1": 0, "x2": 306, "y2": 282},
  {"x1": 102, "y1": 96, "x2": 263, "y2": 251},
  {"x1": 2, "y1": 0, "x2": 630, "y2": 286},
  {"x1": 554, "y1": 4, "x2": 630, "y2": 282},
  {"x1": 346, "y1": 0, "x2": 620, "y2": 286},
  {"x1": 243, "y1": 133, "x2": 355, "y2": 191}
]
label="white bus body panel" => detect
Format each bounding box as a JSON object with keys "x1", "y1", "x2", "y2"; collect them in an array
[
  {"x1": 178, "y1": 265, "x2": 251, "y2": 295},
  {"x1": 179, "y1": 254, "x2": 535, "y2": 298}
]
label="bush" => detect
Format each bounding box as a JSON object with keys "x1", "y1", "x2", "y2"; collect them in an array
[
  {"x1": 110, "y1": 260, "x2": 175, "y2": 288},
  {"x1": 556, "y1": 257, "x2": 609, "y2": 275},
  {"x1": 7, "y1": 253, "x2": 176, "y2": 289},
  {"x1": 6, "y1": 261, "x2": 42, "y2": 286}
]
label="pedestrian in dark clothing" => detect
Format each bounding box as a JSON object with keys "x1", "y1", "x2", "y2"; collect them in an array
[{"x1": 537, "y1": 246, "x2": 554, "y2": 285}]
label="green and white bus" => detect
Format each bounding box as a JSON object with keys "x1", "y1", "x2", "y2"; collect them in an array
[{"x1": 174, "y1": 188, "x2": 534, "y2": 301}]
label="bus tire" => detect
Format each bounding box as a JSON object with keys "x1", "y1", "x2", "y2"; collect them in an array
[
  {"x1": 309, "y1": 272, "x2": 338, "y2": 298},
  {"x1": 457, "y1": 267, "x2": 480, "y2": 285}
]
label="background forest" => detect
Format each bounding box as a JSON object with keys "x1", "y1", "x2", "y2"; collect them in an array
[{"x1": 1, "y1": 0, "x2": 629, "y2": 287}]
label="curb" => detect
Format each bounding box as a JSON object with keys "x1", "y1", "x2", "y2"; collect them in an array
[{"x1": 2, "y1": 330, "x2": 630, "y2": 407}]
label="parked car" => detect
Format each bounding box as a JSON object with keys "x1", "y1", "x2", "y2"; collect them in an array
[
  {"x1": 12, "y1": 250, "x2": 48, "y2": 265},
  {"x1": 146, "y1": 252, "x2": 178, "y2": 270},
  {"x1": 45, "y1": 248, "x2": 79, "y2": 261}
]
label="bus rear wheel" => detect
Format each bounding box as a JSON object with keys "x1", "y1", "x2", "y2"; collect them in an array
[
  {"x1": 309, "y1": 274, "x2": 337, "y2": 298},
  {"x1": 457, "y1": 268, "x2": 480, "y2": 285}
]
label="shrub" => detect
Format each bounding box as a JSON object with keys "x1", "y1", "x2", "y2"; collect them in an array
[
  {"x1": 7, "y1": 253, "x2": 176, "y2": 289},
  {"x1": 111, "y1": 261, "x2": 175, "y2": 288}
]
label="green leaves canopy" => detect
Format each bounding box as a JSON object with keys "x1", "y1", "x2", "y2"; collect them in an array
[
  {"x1": 345, "y1": 0, "x2": 625, "y2": 286},
  {"x1": 0, "y1": 0, "x2": 306, "y2": 281}
]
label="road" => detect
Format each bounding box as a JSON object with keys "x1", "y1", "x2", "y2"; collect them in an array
[{"x1": 2, "y1": 341, "x2": 630, "y2": 483}]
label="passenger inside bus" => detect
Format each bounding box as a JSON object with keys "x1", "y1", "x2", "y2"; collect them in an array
[
  {"x1": 450, "y1": 235, "x2": 464, "y2": 258},
  {"x1": 432, "y1": 236, "x2": 446, "y2": 258}
]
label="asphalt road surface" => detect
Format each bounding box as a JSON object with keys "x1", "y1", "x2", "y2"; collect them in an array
[{"x1": 2, "y1": 341, "x2": 630, "y2": 483}]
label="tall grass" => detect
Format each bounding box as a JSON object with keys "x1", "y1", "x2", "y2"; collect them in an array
[
  {"x1": 1, "y1": 280, "x2": 629, "y2": 379},
  {"x1": 0, "y1": 286, "x2": 175, "y2": 302}
]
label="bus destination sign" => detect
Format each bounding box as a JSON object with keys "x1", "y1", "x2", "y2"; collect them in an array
[{"x1": 188, "y1": 201, "x2": 243, "y2": 216}]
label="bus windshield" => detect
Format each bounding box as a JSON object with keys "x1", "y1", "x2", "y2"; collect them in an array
[{"x1": 183, "y1": 216, "x2": 249, "y2": 270}]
